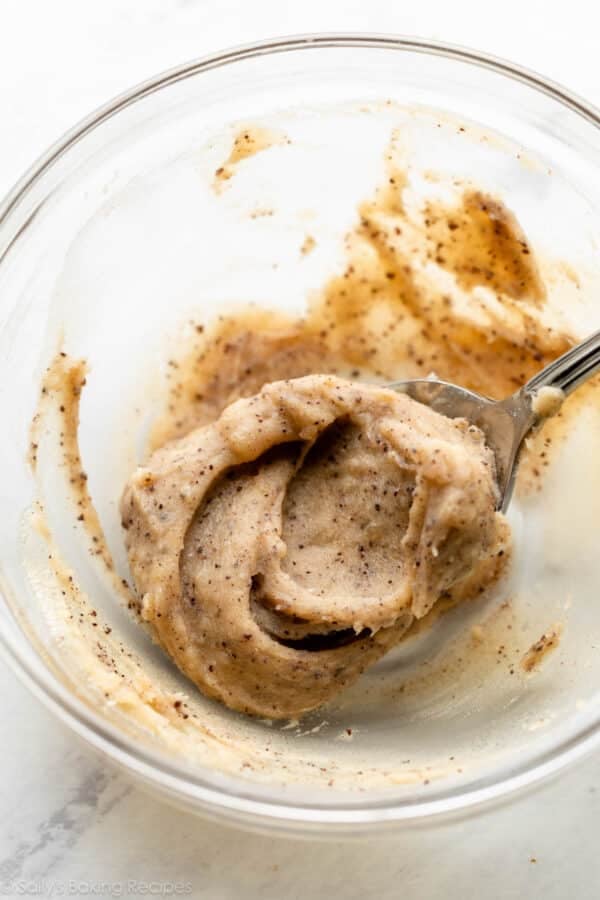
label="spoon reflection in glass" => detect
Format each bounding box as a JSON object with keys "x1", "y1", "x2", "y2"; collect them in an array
[{"x1": 389, "y1": 328, "x2": 600, "y2": 511}]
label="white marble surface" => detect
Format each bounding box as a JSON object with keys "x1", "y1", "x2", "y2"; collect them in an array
[{"x1": 1, "y1": 1, "x2": 600, "y2": 896}]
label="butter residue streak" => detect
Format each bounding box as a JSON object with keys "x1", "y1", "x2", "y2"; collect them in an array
[
  {"x1": 213, "y1": 125, "x2": 289, "y2": 190},
  {"x1": 521, "y1": 623, "x2": 563, "y2": 672},
  {"x1": 423, "y1": 190, "x2": 546, "y2": 304},
  {"x1": 300, "y1": 234, "x2": 316, "y2": 256},
  {"x1": 29, "y1": 352, "x2": 129, "y2": 599}
]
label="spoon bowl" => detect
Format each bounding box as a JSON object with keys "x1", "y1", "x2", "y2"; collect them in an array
[
  {"x1": 388, "y1": 379, "x2": 533, "y2": 511},
  {"x1": 389, "y1": 326, "x2": 600, "y2": 511}
]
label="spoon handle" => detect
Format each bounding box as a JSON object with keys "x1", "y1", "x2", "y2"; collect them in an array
[{"x1": 524, "y1": 328, "x2": 600, "y2": 398}]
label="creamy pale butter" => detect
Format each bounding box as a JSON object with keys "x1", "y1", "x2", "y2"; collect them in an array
[{"x1": 121, "y1": 375, "x2": 509, "y2": 718}]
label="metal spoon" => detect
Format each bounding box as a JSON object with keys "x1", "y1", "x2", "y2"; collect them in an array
[{"x1": 389, "y1": 328, "x2": 600, "y2": 512}]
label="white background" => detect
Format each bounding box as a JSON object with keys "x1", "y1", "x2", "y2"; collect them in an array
[{"x1": 1, "y1": 1, "x2": 600, "y2": 897}]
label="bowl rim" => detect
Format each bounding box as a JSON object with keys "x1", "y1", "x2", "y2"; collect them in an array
[{"x1": 1, "y1": 32, "x2": 600, "y2": 833}]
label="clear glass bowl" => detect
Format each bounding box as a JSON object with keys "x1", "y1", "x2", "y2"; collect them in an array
[{"x1": 2, "y1": 35, "x2": 600, "y2": 836}]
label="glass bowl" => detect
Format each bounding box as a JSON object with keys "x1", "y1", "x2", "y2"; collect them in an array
[{"x1": 2, "y1": 35, "x2": 600, "y2": 837}]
